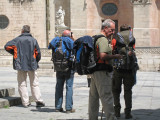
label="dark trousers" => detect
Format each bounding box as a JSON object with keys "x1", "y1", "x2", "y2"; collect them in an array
[{"x1": 112, "y1": 69, "x2": 135, "y2": 114}]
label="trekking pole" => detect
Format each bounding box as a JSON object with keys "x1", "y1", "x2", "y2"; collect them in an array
[{"x1": 101, "y1": 107, "x2": 103, "y2": 120}]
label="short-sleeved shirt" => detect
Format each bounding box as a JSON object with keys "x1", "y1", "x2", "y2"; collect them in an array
[{"x1": 96, "y1": 35, "x2": 113, "y2": 65}]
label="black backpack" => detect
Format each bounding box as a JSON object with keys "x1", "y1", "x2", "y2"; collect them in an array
[
  {"x1": 73, "y1": 35, "x2": 105, "y2": 75},
  {"x1": 114, "y1": 30, "x2": 138, "y2": 70},
  {"x1": 49, "y1": 37, "x2": 72, "y2": 72}
]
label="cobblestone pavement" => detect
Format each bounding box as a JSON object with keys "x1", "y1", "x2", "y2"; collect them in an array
[{"x1": 0, "y1": 67, "x2": 160, "y2": 120}]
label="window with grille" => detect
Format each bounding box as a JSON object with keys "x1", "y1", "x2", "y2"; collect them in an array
[
  {"x1": 102, "y1": 3, "x2": 118, "y2": 16},
  {"x1": 0, "y1": 15, "x2": 9, "y2": 29}
]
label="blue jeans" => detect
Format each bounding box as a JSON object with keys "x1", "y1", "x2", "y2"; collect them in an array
[{"x1": 55, "y1": 70, "x2": 74, "y2": 110}]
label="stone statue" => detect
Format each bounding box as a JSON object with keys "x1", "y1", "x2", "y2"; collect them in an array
[
  {"x1": 56, "y1": 6, "x2": 66, "y2": 27},
  {"x1": 55, "y1": 6, "x2": 68, "y2": 36}
]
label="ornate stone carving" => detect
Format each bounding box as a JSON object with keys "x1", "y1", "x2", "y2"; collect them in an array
[
  {"x1": 9, "y1": 0, "x2": 34, "y2": 4},
  {"x1": 41, "y1": 48, "x2": 52, "y2": 57},
  {"x1": 136, "y1": 47, "x2": 160, "y2": 54},
  {"x1": 131, "y1": 0, "x2": 151, "y2": 4}
]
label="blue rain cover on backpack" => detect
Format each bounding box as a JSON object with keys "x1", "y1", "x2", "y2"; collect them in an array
[{"x1": 48, "y1": 37, "x2": 74, "y2": 72}]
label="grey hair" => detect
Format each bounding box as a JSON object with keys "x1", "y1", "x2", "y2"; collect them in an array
[
  {"x1": 101, "y1": 19, "x2": 115, "y2": 30},
  {"x1": 22, "y1": 25, "x2": 30, "y2": 33}
]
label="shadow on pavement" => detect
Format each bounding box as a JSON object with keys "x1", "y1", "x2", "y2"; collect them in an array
[
  {"x1": 100, "y1": 108, "x2": 160, "y2": 120},
  {"x1": 31, "y1": 107, "x2": 58, "y2": 113},
  {"x1": 132, "y1": 108, "x2": 160, "y2": 120}
]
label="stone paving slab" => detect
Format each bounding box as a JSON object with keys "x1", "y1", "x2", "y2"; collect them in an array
[
  {"x1": 0, "y1": 67, "x2": 160, "y2": 120},
  {"x1": 0, "y1": 87, "x2": 15, "y2": 98}
]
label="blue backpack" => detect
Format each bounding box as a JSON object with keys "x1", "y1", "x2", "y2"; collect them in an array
[
  {"x1": 48, "y1": 37, "x2": 74, "y2": 72},
  {"x1": 74, "y1": 35, "x2": 105, "y2": 75}
]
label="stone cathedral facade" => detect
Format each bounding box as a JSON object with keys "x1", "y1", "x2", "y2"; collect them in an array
[{"x1": 0, "y1": 0, "x2": 160, "y2": 71}]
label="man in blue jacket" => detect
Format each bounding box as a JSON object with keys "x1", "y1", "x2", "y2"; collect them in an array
[
  {"x1": 48, "y1": 30, "x2": 75, "y2": 113},
  {"x1": 4, "y1": 25, "x2": 45, "y2": 108}
]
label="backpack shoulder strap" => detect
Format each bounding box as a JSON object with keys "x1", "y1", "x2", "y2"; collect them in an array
[
  {"x1": 51, "y1": 37, "x2": 62, "y2": 61},
  {"x1": 59, "y1": 37, "x2": 63, "y2": 47},
  {"x1": 92, "y1": 35, "x2": 105, "y2": 62},
  {"x1": 92, "y1": 35, "x2": 105, "y2": 42},
  {"x1": 92, "y1": 34, "x2": 105, "y2": 47}
]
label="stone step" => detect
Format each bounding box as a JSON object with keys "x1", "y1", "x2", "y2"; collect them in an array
[
  {"x1": 39, "y1": 62, "x2": 54, "y2": 69},
  {"x1": 0, "y1": 96, "x2": 33, "y2": 108},
  {"x1": 0, "y1": 56, "x2": 12, "y2": 67},
  {"x1": 0, "y1": 88, "x2": 15, "y2": 98},
  {"x1": 37, "y1": 69, "x2": 55, "y2": 77},
  {"x1": 0, "y1": 56, "x2": 54, "y2": 69}
]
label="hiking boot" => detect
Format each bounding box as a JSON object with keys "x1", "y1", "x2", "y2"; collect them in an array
[
  {"x1": 114, "y1": 107, "x2": 121, "y2": 118},
  {"x1": 36, "y1": 101, "x2": 45, "y2": 107},
  {"x1": 66, "y1": 108, "x2": 75, "y2": 113},
  {"x1": 23, "y1": 103, "x2": 31, "y2": 108},
  {"x1": 55, "y1": 108, "x2": 63, "y2": 112},
  {"x1": 115, "y1": 112, "x2": 121, "y2": 118},
  {"x1": 125, "y1": 113, "x2": 133, "y2": 119}
]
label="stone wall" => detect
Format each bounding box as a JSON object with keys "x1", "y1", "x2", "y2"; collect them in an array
[
  {"x1": 136, "y1": 47, "x2": 160, "y2": 71},
  {"x1": 86, "y1": 0, "x2": 101, "y2": 35},
  {"x1": 0, "y1": 0, "x2": 47, "y2": 48},
  {"x1": 48, "y1": 0, "x2": 56, "y2": 43},
  {"x1": 133, "y1": 0, "x2": 160, "y2": 47},
  {"x1": 70, "y1": 0, "x2": 87, "y2": 39}
]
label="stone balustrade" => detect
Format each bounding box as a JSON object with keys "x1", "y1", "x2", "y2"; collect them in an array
[{"x1": 0, "y1": 48, "x2": 160, "y2": 72}]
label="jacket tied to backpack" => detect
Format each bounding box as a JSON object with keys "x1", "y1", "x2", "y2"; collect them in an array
[
  {"x1": 48, "y1": 37, "x2": 74, "y2": 72},
  {"x1": 73, "y1": 35, "x2": 113, "y2": 75}
]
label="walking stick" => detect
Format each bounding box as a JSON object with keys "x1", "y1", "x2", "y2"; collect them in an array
[{"x1": 101, "y1": 107, "x2": 103, "y2": 120}]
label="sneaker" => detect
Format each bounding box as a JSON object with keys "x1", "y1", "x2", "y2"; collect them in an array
[
  {"x1": 55, "y1": 108, "x2": 63, "y2": 112},
  {"x1": 125, "y1": 113, "x2": 133, "y2": 119},
  {"x1": 23, "y1": 103, "x2": 31, "y2": 108},
  {"x1": 36, "y1": 101, "x2": 45, "y2": 107},
  {"x1": 66, "y1": 108, "x2": 75, "y2": 113}
]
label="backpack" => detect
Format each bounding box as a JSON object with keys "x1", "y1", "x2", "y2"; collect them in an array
[
  {"x1": 114, "y1": 30, "x2": 137, "y2": 70},
  {"x1": 73, "y1": 35, "x2": 105, "y2": 75},
  {"x1": 48, "y1": 37, "x2": 73, "y2": 72}
]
